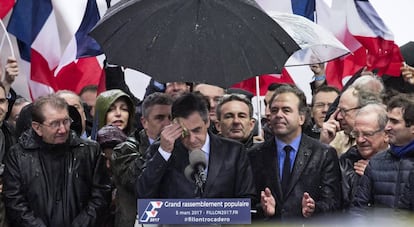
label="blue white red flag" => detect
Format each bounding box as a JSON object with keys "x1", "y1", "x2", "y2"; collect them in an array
[
  {"x1": 7, "y1": 0, "x2": 109, "y2": 99},
  {"x1": 323, "y1": 0, "x2": 403, "y2": 89},
  {"x1": 0, "y1": 0, "x2": 14, "y2": 19},
  {"x1": 255, "y1": 0, "x2": 403, "y2": 90}
]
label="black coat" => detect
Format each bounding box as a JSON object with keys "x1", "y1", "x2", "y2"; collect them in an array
[
  {"x1": 110, "y1": 129, "x2": 148, "y2": 227},
  {"x1": 339, "y1": 146, "x2": 364, "y2": 210},
  {"x1": 3, "y1": 129, "x2": 111, "y2": 227},
  {"x1": 137, "y1": 133, "x2": 256, "y2": 199},
  {"x1": 248, "y1": 134, "x2": 342, "y2": 221}
]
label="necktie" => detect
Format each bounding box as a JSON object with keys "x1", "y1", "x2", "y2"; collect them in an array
[{"x1": 281, "y1": 145, "x2": 293, "y2": 195}]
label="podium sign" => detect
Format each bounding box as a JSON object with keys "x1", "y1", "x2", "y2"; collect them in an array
[{"x1": 138, "y1": 198, "x2": 251, "y2": 224}]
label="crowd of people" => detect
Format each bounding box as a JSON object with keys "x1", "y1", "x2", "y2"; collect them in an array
[{"x1": 0, "y1": 54, "x2": 414, "y2": 227}]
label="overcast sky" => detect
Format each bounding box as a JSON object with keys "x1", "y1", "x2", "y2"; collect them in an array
[
  {"x1": 323, "y1": 0, "x2": 412, "y2": 46},
  {"x1": 370, "y1": 0, "x2": 412, "y2": 46}
]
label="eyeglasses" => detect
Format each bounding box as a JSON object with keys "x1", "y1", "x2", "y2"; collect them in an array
[
  {"x1": 337, "y1": 106, "x2": 361, "y2": 116},
  {"x1": 41, "y1": 118, "x2": 73, "y2": 130},
  {"x1": 350, "y1": 128, "x2": 383, "y2": 139}
]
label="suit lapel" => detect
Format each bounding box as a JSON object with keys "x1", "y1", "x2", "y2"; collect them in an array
[
  {"x1": 285, "y1": 136, "x2": 313, "y2": 196},
  {"x1": 202, "y1": 134, "x2": 225, "y2": 196},
  {"x1": 262, "y1": 140, "x2": 284, "y2": 204}
]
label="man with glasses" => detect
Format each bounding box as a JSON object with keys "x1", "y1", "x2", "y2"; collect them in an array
[
  {"x1": 351, "y1": 94, "x2": 414, "y2": 215},
  {"x1": 306, "y1": 86, "x2": 339, "y2": 139},
  {"x1": 3, "y1": 94, "x2": 111, "y2": 226},
  {"x1": 57, "y1": 90, "x2": 88, "y2": 138},
  {"x1": 320, "y1": 85, "x2": 381, "y2": 155},
  {"x1": 340, "y1": 103, "x2": 389, "y2": 210}
]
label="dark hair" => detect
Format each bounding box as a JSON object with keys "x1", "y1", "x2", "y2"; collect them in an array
[
  {"x1": 387, "y1": 93, "x2": 414, "y2": 127},
  {"x1": 269, "y1": 84, "x2": 310, "y2": 127},
  {"x1": 79, "y1": 84, "x2": 98, "y2": 96},
  {"x1": 15, "y1": 103, "x2": 33, "y2": 137},
  {"x1": 32, "y1": 94, "x2": 68, "y2": 124},
  {"x1": 216, "y1": 94, "x2": 253, "y2": 120},
  {"x1": 172, "y1": 92, "x2": 209, "y2": 123},
  {"x1": 311, "y1": 86, "x2": 340, "y2": 106},
  {"x1": 267, "y1": 83, "x2": 285, "y2": 92},
  {"x1": 141, "y1": 92, "x2": 173, "y2": 118},
  {"x1": 270, "y1": 84, "x2": 306, "y2": 112}
]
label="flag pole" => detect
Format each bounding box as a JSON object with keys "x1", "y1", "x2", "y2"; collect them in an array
[
  {"x1": 255, "y1": 75, "x2": 262, "y2": 138},
  {"x1": 0, "y1": 19, "x2": 15, "y2": 58}
]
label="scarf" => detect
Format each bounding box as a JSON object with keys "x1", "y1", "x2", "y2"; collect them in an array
[{"x1": 390, "y1": 140, "x2": 414, "y2": 158}]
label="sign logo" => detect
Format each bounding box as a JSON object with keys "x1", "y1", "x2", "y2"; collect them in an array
[{"x1": 139, "y1": 201, "x2": 163, "y2": 222}]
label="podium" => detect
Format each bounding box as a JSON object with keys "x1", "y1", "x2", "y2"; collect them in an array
[{"x1": 137, "y1": 198, "x2": 251, "y2": 225}]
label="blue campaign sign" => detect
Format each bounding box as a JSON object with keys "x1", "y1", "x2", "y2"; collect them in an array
[{"x1": 137, "y1": 198, "x2": 251, "y2": 224}]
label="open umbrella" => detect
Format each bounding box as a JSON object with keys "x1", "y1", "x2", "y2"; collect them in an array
[
  {"x1": 400, "y1": 41, "x2": 414, "y2": 66},
  {"x1": 90, "y1": 0, "x2": 300, "y2": 88},
  {"x1": 232, "y1": 11, "x2": 350, "y2": 96},
  {"x1": 270, "y1": 12, "x2": 350, "y2": 66}
]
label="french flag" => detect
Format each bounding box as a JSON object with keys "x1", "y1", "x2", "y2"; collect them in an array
[
  {"x1": 323, "y1": 0, "x2": 403, "y2": 89},
  {"x1": 7, "y1": 0, "x2": 108, "y2": 99},
  {"x1": 243, "y1": 0, "x2": 402, "y2": 91},
  {"x1": 0, "y1": 0, "x2": 14, "y2": 19}
]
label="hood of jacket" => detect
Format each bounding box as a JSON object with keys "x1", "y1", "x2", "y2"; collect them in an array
[{"x1": 95, "y1": 89, "x2": 135, "y2": 132}]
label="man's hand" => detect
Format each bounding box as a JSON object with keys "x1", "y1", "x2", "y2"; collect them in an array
[
  {"x1": 5, "y1": 57, "x2": 19, "y2": 85},
  {"x1": 354, "y1": 159, "x2": 369, "y2": 176},
  {"x1": 159, "y1": 122, "x2": 183, "y2": 153},
  {"x1": 320, "y1": 108, "x2": 341, "y2": 144},
  {"x1": 260, "y1": 187, "x2": 276, "y2": 217},
  {"x1": 401, "y1": 63, "x2": 414, "y2": 84},
  {"x1": 302, "y1": 192, "x2": 315, "y2": 218}
]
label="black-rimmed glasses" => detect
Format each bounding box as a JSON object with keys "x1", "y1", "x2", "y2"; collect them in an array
[{"x1": 337, "y1": 106, "x2": 361, "y2": 116}]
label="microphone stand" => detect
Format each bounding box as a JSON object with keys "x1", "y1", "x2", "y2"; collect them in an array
[{"x1": 194, "y1": 173, "x2": 204, "y2": 198}]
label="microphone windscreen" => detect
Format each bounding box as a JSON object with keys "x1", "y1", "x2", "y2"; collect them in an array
[
  {"x1": 184, "y1": 165, "x2": 194, "y2": 182},
  {"x1": 189, "y1": 149, "x2": 207, "y2": 168}
]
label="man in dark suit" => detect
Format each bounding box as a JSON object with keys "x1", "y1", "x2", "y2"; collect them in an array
[
  {"x1": 137, "y1": 92, "x2": 255, "y2": 199},
  {"x1": 248, "y1": 85, "x2": 341, "y2": 221}
]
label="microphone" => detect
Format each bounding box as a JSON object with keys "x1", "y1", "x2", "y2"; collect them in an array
[
  {"x1": 184, "y1": 165, "x2": 195, "y2": 182},
  {"x1": 189, "y1": 149, "x2": 207, "y2": 184}
]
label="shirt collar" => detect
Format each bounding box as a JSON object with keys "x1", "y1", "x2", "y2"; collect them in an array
[
  {"x1": 149, "y1": 137, "x2": 155, "y2": 145},
  {"x1": 201, "y1": 133, "x2": 210, "y2": 155},
  {"x1": 275, "y1": 134, "x2": 302, "y2": 152}
]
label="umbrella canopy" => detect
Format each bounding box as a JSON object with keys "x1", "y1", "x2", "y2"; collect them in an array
[
  {"x1": 90, "y1": 0, "x2": 300, "y2": 88},
  {"x1": 269, "y1": 12, "x2": 350, "y2": 66},
  {"x1": 400, "y1": 41, "x2": 414, "y2": 66}
]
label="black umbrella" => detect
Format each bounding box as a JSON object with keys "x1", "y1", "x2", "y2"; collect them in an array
[
  {"x1": 400, "y1": 41, "x2": 414, "y2": 66},
  {"x1": 90, "y1": 0, "x2": 300, "y2": 88}
]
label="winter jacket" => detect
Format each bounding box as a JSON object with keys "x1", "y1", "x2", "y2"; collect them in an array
[
  {"x1": 3, "y1": 129, "x2": 111, "y2": 227},
  {"x1": 351, "y1": 148, "x2": 414, "y2": 215},
  {"x1": 110, "y1": 129, "x2": 148, "y2": 227}
]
